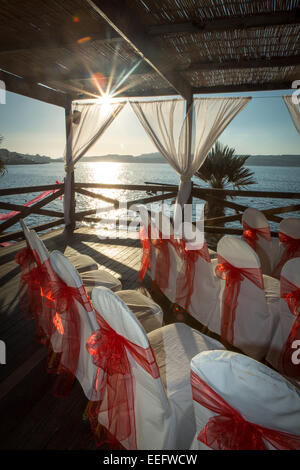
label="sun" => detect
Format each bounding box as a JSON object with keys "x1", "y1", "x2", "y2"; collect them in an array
[{"x1": 98, "y1": 93, "x2": 113, "y2": 114}]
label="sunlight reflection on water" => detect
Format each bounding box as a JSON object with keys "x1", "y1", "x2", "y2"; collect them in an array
[{"x1": 1, "y1": 161, "x2": 299, "y2": 233}]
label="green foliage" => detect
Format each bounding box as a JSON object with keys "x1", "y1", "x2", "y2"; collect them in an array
[
  {"x1": 195, "y1": 141, "x2": 256, "y2": 221},
  {"x1": 196, "y1": 141, "x2": 256, "y2": 190}
]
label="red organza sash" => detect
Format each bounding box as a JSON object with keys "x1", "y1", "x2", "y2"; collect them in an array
[
  {"x1": 15, "y1": 245, "x2": 36, "y2": 274},
  {"x1": 215, "y1": 255, "x2": 264, "y2": 345},
  {"x1": 138, "y1": 225, "x2": 151, "y2": 282},
  {"x1": 176, "y1": 240, "x2": 211, "y2": 310},
  {"x1": 138, "y1": 224, "x2": 171, "y2": 289},
  {"x1": 242, "y1": 221, "x2": 271, "y2": 251},
  {"x1": 153, "y1": 234, "x2": 171, "y2": 289},
  {"x1": 274, "y1": 232, "x2": 300, "y2": 278},
  {"x1": 21, "y1": 261, "x2": 54, "y2": 341},
  {"x1": 191, "y1": 370, "x2": 300, "y2": 450},
  {"x1": 44, "y1": 278, "x2": 93, "y2": 397},
  {"x1": 86, "y1": 312, "x2": 160, "y2": 449},
  {"x1": 280, "y1": 276, "x2": 300, "y2": 378}
]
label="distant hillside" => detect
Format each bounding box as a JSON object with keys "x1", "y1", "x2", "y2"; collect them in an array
[
  {"x1": 0, "y1": 148, "x2": 51, "y2": 164},
  {"x1": 1, "y1": 148, "x2": 300, "y2": 167},
  {"x1": 246, "y1": 154, "x2": 300, "y2": 167},
  {"x1": 81, "y1": 152, "x2": 165, "y2": 164},
  {"x1": 82, "y1": 152, "x2": 300, "y2": 167}
]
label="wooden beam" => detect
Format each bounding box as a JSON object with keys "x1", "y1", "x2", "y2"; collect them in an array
[
  {"x1": 0, "y1": 71, "x2": 67, "y2": 108},
  {"x1": 0, "y1": 183, "x2": 64, "y2": 197},
  {"x1": 188, "y1": 55, "x2": 300, "y2": 72},
  {"x1": 192, "y1": 81, "x2": 293, "y2": 94},
  {"x1": 0, "y1": 201, "x2": 64, "y2": 219},
  {"x1": 86, "y1": 0, "x2": 192, "y2": 100},
  {"x1": 193, "y1": 186, "x2": 300, "y2": 199},
  {"x1": 147, "y1": 10, "x2": 300, "y2": 36},
  {"x1": 0, "y1": 188, "x2": 64, "y2": 233}
]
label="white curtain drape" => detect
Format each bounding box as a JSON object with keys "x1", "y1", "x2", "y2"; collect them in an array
[
  {"x1": 130, "y1": 97, "x2": 251, "y2": 229},
  {"x1": 64, "y1": 101, "x2": 126, "y2": 225},
  {"x1": 283, "y1": 95, "x2": 300, "y2": 134}
]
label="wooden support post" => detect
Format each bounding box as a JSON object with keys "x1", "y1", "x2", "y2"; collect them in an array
[{"x1": 64, "y1": 96, "x2": 76, "y2": 231}]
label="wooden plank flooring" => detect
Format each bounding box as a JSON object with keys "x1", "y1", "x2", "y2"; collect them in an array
[{"x1": 0, "y1": 226, "x2": 156, "y2": 449}]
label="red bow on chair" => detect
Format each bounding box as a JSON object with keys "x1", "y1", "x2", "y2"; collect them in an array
[
  {"x1": 215, "y1": 255, "x2": 264, "y2": 345},
  {"x1": 280, "y1": 276, "x2": 300, "y2": 378},
  {"x1": 44, "y1": 278, "x2": 93, "y2": 397},
  {"x1": 21, "y1": 261, "x2": 52, "y2": 339},
  {"x1": 138, "y1": 225, "x2": 151, "y2": 282},
  {"x1": 176, "y1": 240, "x2": 211, "y2": 310},
  {"x1": 15, "y1": 245, "x2": 36, "y2": 281},
  {"x1": 86, "y1": 312, "x2": 160, "y2": 449},
  {"x1": 242, "y1": 222, "x2": 271, "y2": 251},
  {"x1": 152, "y1": 233, "x2": 171, "y2": 289},
  {"x1": 191, "y1": 371, "x2": 300, "y2": 450},
  {"x1": 274, "y1": 232, "x2": 300, "y2": 278}
]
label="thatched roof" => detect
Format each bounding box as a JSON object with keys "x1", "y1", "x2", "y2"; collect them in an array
[{"x1": 0, "y1": 0, "x2": 299, "y2": 107}]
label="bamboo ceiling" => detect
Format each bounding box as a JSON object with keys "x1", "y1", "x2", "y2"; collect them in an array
[{"x1": 0, "y1": 0, "x2": 299, "y2": 107}]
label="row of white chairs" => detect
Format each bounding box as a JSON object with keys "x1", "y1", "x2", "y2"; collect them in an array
[
  {"x1": 242, "y1": 207, "x2": 300, "y2": 278},
  {"x1": 15, "y1": 221, "x2": 300, "y2": 449},
  {"x1": 17, "y1": 219, "x2": 164, "y2": 336},
  {"x1": 138, "y1": 207, "x2": 299, "y2": 380}
]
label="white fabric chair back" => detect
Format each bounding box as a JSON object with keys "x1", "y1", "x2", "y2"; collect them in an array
[
  {"x1": 176, "y1": 227, "x2": 221, "y2": 327},
  {"x1": 151, "y1": 210, "x2": 182, "y2": 302},
  {"x1": 242, "y1": 207, "x2": 273, "y2": 274},
  {"x1": 20, "y1": 219, "x2": 32, "y2": 245},
  {"x1": 272, "y1": 218, "x2": 300, "y2": 278},
  {"x1": 266, "y1": 257, "x2": 300, "y2": 373},
  {"x1": 49, "y1": 250, "x2": 98, "y2": 399},
  {"x1": 211, "y1": 235, "x2": 273, "y2": 359},
  {"x1": 190, "y1": 350, "x2": 300, "y2": 450},
  {"x1": 279, "y1": 218, "x2": 300, "y2": 240},
  {"x1": 29, "y1": 230, "x2": 50, "y2": 265},
  {"x1": 92, "y1": 286, "x2": 174, "y2": 450},
  {"x1": 19, "y1": 218, "x2": 38, "y2": 260},
  {"x1": 242, "y1": 207, "x2": 269, "y2": 230}
]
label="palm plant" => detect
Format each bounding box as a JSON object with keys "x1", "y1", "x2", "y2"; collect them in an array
[
  {"x1": 195, "y1": 141, "x2": 256, "y2": 222},
  {"x1": 0, "y1": 135, "x2": 6, "y2": 177}
]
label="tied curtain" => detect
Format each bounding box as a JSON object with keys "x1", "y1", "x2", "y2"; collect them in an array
[
  {"x1": 64, "y1": 101, "x2": 126, "y2": 225},
  {"x1": 130, "y1": 97, "x2": 251, "y2": 230},
  {"x1": 283, "y1": 95, "x2": 300, "y2": 134}
]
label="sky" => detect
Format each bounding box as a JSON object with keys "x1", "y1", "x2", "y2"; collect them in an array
[{"x1": 0, "y1": 88, "x2": 299, "y2": 158}]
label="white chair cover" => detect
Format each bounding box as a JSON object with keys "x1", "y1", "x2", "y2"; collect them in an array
[
  {"x1": 176, "y1": 233, "x2": 221, "y2": 328},
  {"x1": 190, "y1": 350, "x2": 300, "y2": 450},
  {"x1": 20, "y1": 219, "x2": 34, "y2": 251},
  {"x1": 116, "y1": 290, "x2": 163, "y2": 333},
  {"x1": 266, "y1": 257, "x2": 300, "y2": 377},
  {"x1": 30, "y1": 230, "x2": 121, "y2": 292},
  {"x1": 49, "y1": 250, "x2": 99, "y2": 399},
  {"x1": 92, "y1": 286, "x2": 225, "y2": 450},
  {"x1": 242, "y1": 208, "x2": 280, "y2": 275},
  {"x1": 151, "y1": 211, "x2": 183, "y2": 303},
  {"x1": 20, "y1": 217, "x2": 99, "y2": 273},
  {"x1": 209, "y1": 235, "x2": 276, "y2": 360},
  {"x1": 273, "y1": 218, "x2": 300, "y2": 278}
]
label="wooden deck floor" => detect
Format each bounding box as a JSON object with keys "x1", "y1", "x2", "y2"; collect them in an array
[{"x1": 0, "y1": 226, "x2": 158, "y2": 450}]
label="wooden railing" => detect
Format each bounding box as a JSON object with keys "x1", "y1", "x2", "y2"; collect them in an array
[
  {"x1": 1, "y1": 181, "x2": 300, "y2": 243},
  {"x1": 0, "y1": 183, "x2": 65, "y2": 243}
]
